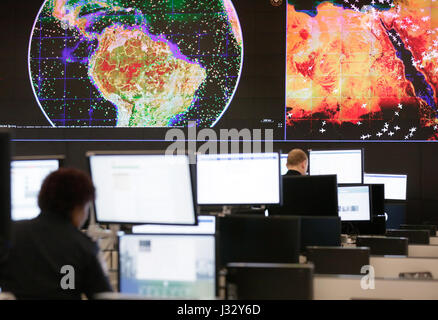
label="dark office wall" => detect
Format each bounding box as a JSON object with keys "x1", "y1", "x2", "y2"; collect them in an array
[
  {"x1": 11, "y1": 139, "x2": 438, "y2": 224},
  {"x1": 0, "y1": 131, "x2": 11, "y2": 251}
]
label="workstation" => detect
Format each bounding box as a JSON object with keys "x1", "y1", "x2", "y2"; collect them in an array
[
  {"x1": 2, "y1": 131, "x2": 438, "y2": 300},
  {"x1": 1, "y1": 0, "x2": 438, "y2": 303}
]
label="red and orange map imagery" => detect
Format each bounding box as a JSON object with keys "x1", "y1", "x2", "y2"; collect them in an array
[{"x1": 286, "y1": 0, "x2": 438, "y2": 140}]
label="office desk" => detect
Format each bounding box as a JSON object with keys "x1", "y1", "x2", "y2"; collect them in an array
[
  {"x1": 314, "y1": 275, "x2": 438, "y2": 300},
  {"x1": 408, "y1": 244, "x2": 438, "y2": 258},
  {"x1": 370, "y1": 256, "x2": 438, "y2": 278},
  {"x1": 342, "y1": 239, "x2": 438, "y2": 258}
]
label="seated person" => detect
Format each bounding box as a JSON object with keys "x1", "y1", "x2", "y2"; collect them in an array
[
  {"x1": 0, "y1": 168, "x2": 112, "y2": 299},
  {"x1": 285, "y1": 149, "x2": 308, "y2": 176}
]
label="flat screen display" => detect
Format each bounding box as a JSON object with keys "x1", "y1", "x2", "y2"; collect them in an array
[
  {"x1": 11, "y1": 159, "x2": 59, "y2": 221},
  {"x1": 309, "y1": 149, "x2": 363, "y2": 184},
  {"x1": 119, "y1": 234, "x2": 215, "y2": 299},
  {"x1": 364, "y1": 173, "x2": 407, "y2": 200},
  {"x1": 337, "y1": 185, "x2": 371, "y2": 222},
  {"x1": 196, "y1": 153, "x2": 281, "y2": 205},
  {"x1": 269, "y1": 174, "x2": 338, "y2": 217},
  {"x1": 89, "y1": 154, "x2": 196, "y2": 225}
]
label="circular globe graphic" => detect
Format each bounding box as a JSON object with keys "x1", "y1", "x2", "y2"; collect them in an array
[{"x1": 29, "y1": 0, "x2": 243, "y2": 127}]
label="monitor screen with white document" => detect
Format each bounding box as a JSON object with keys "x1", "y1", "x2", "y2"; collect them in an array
[
  {"x1": 11, "y1": 158, "x2": 60, "y2": 221},
  {"x1": 337, "y1": 185, "x2": 372, "y2": 222},
  {"x1": 118, "y1": 233, "x2": 215, "y2": 299},
  {"x1": 309, "y1": 149, "x2": 363, "y2": 184},
  {"x1": 88, "y1": 153, "x2": 196, "y2": 225},
  {"x1": 196, "y1": 152, "x2": 281, "y2": 205},
  {"x1": 363, "y1": 173, "x2": 407, "y2": 201}
]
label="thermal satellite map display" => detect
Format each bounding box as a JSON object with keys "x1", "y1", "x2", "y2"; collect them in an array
[
  {"x1": 286, "y1": 0, "x2": 438, "y2": 140},
  {"x1": 29, "y1": 0, "x2": 243, "y2": 127}
]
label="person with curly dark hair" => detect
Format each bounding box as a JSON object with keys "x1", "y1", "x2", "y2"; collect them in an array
[{"x1": 0, "y1": 168, "x2": 113, "y2": 299}]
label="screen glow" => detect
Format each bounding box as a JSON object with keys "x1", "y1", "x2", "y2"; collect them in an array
[
  {"x1": 89, "y1": 154, "x2": 196, "y2": 225},
  {"x1": 364, "y1": 173, "x2": 408, "y2": 200},
  {"x1": 119, "y1": 234, "x2": 215, "y2": 299},
  {"x1": 337, "y1": 185, "x2": 371, "y2": 221},
  {"x1": 11, "y1": 159, "x2": 59, "y2": 221},
  {"x1": 196, "y1": 153, "x2": 281, "y2": 205},
  {"x1": 309, "y1": 149, "x2": 363, "y2": 183}
]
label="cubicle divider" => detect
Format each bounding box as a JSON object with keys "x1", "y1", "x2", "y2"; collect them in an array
[
  {"x1": 356, "y1": 236, "x2": 408, "y2": 256},
  {"x1": 224, "y1": 263, "x2": 314, "y2": 300}
]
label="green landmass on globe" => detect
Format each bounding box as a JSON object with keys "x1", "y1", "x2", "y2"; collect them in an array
[
  {"x1": 88, "y1": 24, "x2": 207, "y2": 126},
  {"x1": 29, "y1": 0, "x2": 243, "y2": 127}
]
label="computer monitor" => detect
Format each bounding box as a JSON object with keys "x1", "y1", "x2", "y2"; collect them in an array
[
  {"x1": 11, "y1": 158, "x2": 60, "y2": 221},
  {"x1": 300, "y1": 216, "x2": 341, "y2": 253},
  {"x1": 337, "y1": 185, "x2": 372, "y2": 222},
  {"x1": 351, "y1": 184, "x2": 384, "y2": 233},
  {"x1": 385, "y1": 229, "x2": 430, "y2": 245},
  {"x1": 385, "y1": 203, "x2": 407, "y2": 229},
  {"x1": 399, "y1": 224, "x2": 437, "y2": 237},
  {"x1": 225, "y1": 263, "x2": 314, "y2": 300},
  {"x1": 217, "y1": 215, "x2": 300, "y2": 267},
  {"x1": 281, "y1": 154, "x2": 288, "y2": 175},
  {"x1": 363, "y1": 173, "x2": 407, "y2": 200},
  {"x1": 305, "y1": 246, "x2": 370, "y2": 275},
  {"x1": 88, "y1": 153, "x2": 196, "y2": 225},
  {"x1": 196, "y1": 153, "x2": 281, "y2": 205},
  {"x1": 355, "y1": 215, "x2": 386, "y2": 236},
  {"x1": 356, "y1": 236, "x2": 408, "y2": 256},
  {"x1": 269, "y1": 175, "x2": 338, "y2": 217},
  {"x1": 132, "y1": 215, "x2": 215, "y2": 235},
  {"x1": 118, "y1": 234, "x2": 215, "y2": 299},
  {"x1": 309, "y1": 149, "x2": 363, "y2": 184}
]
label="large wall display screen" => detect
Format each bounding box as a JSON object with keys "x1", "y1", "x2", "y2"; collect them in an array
[
  {"x1": 29, "y1": 0, "x2": 243, "y2": 128},
  {"x1": 286, "y1": 0, "x2": 438, "y2": 141},
  {"x1": 1, "y1": 0, "x2": 286, "y2": 140},
  {"x1": 1, "y1": 0, "x2": 437, "y2": 141}
]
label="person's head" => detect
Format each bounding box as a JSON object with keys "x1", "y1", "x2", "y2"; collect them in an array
[
  {"x1": 286, "y1": 148, "x2": 308, "y2": 175},
  {"x1": 38, "y1": 168, "x2": 96, "y2": 229}
]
